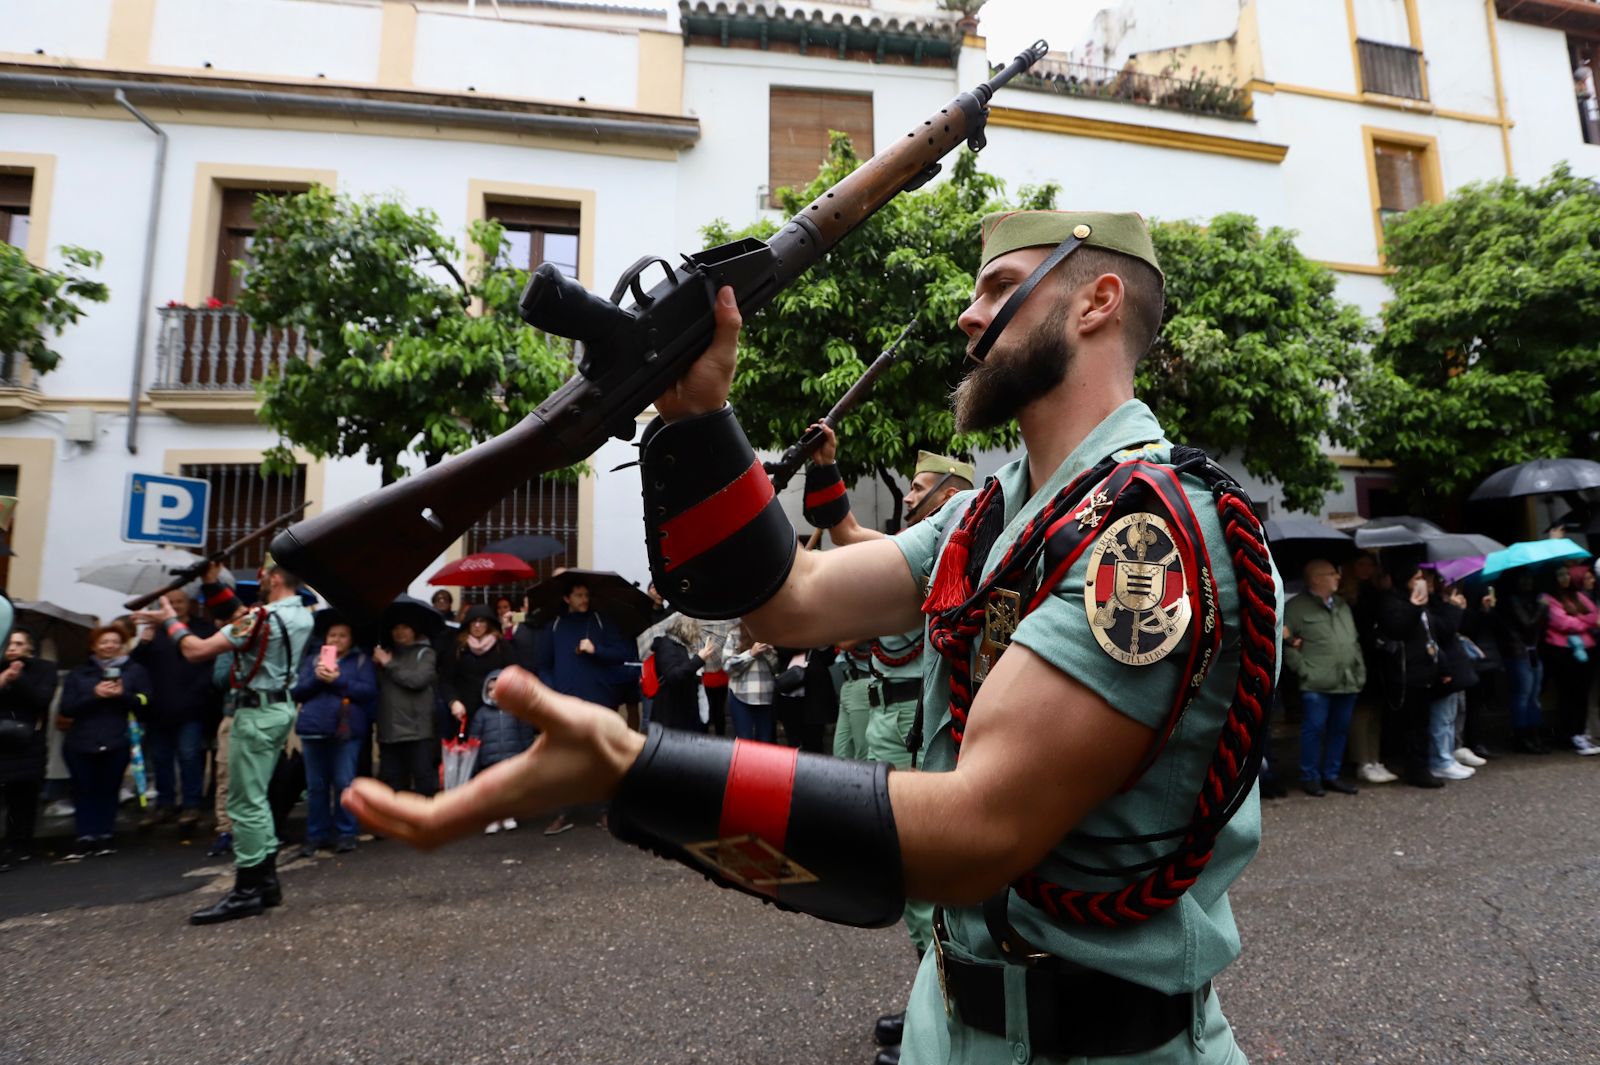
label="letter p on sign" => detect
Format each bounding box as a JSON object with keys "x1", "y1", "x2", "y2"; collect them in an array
[
  {"x1": 123, "y1": 473, "x2": 210, "y2": 548},
  {"x1": 142, "y1": 483, "x2": 193, "y2": 536}
]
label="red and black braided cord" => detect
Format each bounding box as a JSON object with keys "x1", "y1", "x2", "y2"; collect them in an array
[{"x1": 924, "y1": 449, "x2": 1279, "y2": 927}]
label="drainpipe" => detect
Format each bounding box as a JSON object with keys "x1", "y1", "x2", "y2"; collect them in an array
[{"x1": 114, "y1": 89, "x2": 167, "y2": 455}]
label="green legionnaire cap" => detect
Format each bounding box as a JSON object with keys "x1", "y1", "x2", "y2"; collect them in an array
[
  {"x1": 979, "y1": 210, "x2": 1163, "y2": 280},
  {"x1": 915, "y1": 450, "x2": 975, "y2": 485}
]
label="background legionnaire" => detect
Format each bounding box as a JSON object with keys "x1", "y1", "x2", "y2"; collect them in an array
[
  {"x1": 346, "y1": 210, "x2": 1283, "y2": 1065},
  {"x1": 807, "y1": 427, "x2": 974, "y2": 1062},
  {"x1": 136, "y1": 556, "x2": 313, "y2": 924}
]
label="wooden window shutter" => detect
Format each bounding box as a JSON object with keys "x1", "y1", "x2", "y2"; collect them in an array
[
  {"x1": 1374, "y1": 143, "x2": 1425, "y2": 214},
  {"x1": 768, "y1": 88, "x2": 873, "y2": 207}
]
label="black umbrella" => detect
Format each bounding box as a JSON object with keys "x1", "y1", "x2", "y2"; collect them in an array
[
  {"x1": 1262, "y1": 516, "x2": 1354, "y2": 575},
  {"x1": 526, "y1": 569, "x2": 654, "y2": 639},
  {"x1": 480, "y1": 534, "x2": 569, "y2": 564},
  {"x1": 12, "y1": 600, "x2": 96, "y2": 667},
  {"x1": 1353, "y1": 518, "x2": 1430, "y2": 550},
  {"x1": 379, "y1": 595, "x2": 446, "y2": 643},
  {"x1": 311, "y1": 607, "x2": 381, "y2": 650},
  {"x1": 1469, "y1": 458, "x2": 1600, "y2": 502},
  {"x1": 1354, "y1": 517, "x2": 1503, "y2": 561}
]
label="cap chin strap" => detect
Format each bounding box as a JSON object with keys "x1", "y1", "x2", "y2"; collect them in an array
[{"x1": 966, "y1": 231, "x2": 1090, "y2": 365}]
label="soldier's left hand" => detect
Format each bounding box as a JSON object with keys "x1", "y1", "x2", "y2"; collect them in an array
[{"x1": 342, "y1": 668, "x2": 644, "y2": 849}]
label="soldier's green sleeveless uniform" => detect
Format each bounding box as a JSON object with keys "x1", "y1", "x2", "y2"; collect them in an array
[
  {"x1": 222, "y1": 596, "x2": 313, "y2": 869},
  {"x1": 893, "y1": 399, "x2": 1280, "y2": 1064}
]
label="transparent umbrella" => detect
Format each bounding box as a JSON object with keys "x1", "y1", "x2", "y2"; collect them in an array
[{"x1": 76, "y1": 547, "x2": 234, "y2": 597}]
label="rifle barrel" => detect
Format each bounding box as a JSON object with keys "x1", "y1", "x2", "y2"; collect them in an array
[{"x1": 270, "y1": 43, "x2": 1049, "y2": 621}]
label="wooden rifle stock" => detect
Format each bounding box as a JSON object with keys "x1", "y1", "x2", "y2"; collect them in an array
[
  {"x1": 270, "y1": 42, "x2": 1050, "y2": 622},
  {"x1": 764, "y1": 317, "x2": 917, "y2": 492}
]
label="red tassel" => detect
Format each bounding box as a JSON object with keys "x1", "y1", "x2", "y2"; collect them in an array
[{"x1": 923, "y1": 524, "x2": 973, "y2": 614}]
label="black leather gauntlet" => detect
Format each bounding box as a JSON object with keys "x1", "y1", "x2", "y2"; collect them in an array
[
  {"x1": 640, "y1": 405, "x2": 797, "y2": 620},
  {"x1": 609, "y1": 725, "x2": 905, "y2": 928}
]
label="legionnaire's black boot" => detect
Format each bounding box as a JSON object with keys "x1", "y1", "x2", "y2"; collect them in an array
[
  {"x1": 189, "y1": 862, "x2": 267, "y2": 925},
  {"x1": 873, "y1": 1012, "x2": 905, "y2": 1046},
  {"x1": 260, "y1": 850, "x2": 282, "y2": 908}
]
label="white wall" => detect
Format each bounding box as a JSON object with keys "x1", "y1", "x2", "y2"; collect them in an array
[
  {"x1": 675, "y1": 46, "x2": 958, "y2": 253},
  {"x1": 1255, "y1": 0, "x2": 1359, "y2": 94},
  {"x1": 0, "y1": 0, "x2": 113, "y2": 61},
  {"x1": 149, "y1": 0, "x2": 384, "y2": 83},
  {"x1": 1415, "y1": 0, "x2": 1498, "y2": 116},
  {"x1": 1073, "y1": 0, "x2": 1246, "y2": 69},
  {"x1": 411, "y1": 12, "x2": 640, "y2": 108},
  {"x1": 1500, "y1": 19, "x2": 1600, "y2": 182}
]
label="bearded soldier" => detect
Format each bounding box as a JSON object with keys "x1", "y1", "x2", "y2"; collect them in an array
[
  {"x1": 137, "y1": 556, "x2": 313, "y2": 924},
  {"x1": 348, "y1": 211, "x2": 1282, "y2": 1064}
]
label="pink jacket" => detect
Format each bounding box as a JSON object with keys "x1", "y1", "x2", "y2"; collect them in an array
[{"x1": 1542, "y1": 592, "x2": 1598, "y2": 650}]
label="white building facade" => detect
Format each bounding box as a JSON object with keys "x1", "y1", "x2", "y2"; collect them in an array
[{"x1": 1, "y1": 0, "x2": 1597, "y2": 618}]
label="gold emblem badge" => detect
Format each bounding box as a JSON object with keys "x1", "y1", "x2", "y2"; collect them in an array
[
  {"x1": 974, "y1": 587, "x2": 1021, "y2": 684},
  {"x1": 1074, "y1": 488, "x2": 1114, "y2": 531},
  {"x1": 683, "y1": 834, "x2": 819, "y2": 890},
  {"x1": 1084, "y1": 512, "x2": 1191, "y2": 666}
]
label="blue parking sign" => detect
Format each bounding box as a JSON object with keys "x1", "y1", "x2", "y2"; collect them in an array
[{"x1": 124, "y1": 473, "x2": 210, "y2": 548}]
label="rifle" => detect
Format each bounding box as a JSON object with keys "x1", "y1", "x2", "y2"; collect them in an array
[
  {"x1": 123, "y1": 501, "x2": 312, "y2": 611},
  {"x1": 269, "y1": 42, "x2": 1050, "y2": 622},
  {"x1": 763, "y1": 318, "x2": 918, "y2": 492}
]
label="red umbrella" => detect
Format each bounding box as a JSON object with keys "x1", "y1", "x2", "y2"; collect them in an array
[{"x1": 428, "y1": 552, "x2": 536, "y2": 587}]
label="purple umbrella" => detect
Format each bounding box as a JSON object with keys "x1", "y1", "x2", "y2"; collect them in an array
[{"x1": 1422, "y1": 556, "x2": 1487, "y2": 585}]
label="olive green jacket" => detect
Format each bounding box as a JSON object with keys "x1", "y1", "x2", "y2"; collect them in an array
[{"x1": 1283, "y1": 591, "x2": 1366, "y2": 695}]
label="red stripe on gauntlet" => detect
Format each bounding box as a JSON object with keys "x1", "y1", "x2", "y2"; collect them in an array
[
  {"x1": 717, "y1": 740, "x2": 799, "y2": 897},
  {"x1": 659, "y1": 459, "x2": 776, "y2": 573},
  {"x1": 803, "y1": 480, "x2": 847, "y2": 510}
]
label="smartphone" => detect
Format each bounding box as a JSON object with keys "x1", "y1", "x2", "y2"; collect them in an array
[
  {"x1": 1487, "y1": 585, "x2": 1496, "y2": 599},
  {"x1": 102, "y1": 666, "x2": 121, "y2": 682},
  {"x1": 318, "y1": 644, "x2": 339, "y2": 671},
  {"x1": 510, "y1": 611, "x2": 526, "y2": 625}
]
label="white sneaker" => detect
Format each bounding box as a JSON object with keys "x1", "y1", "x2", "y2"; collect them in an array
[
  {"x1": 1357, "y1": 762, "x2": 1398, "y2": 785},
  {"x1": 1437, "y1": 762, "x2": 1475, "y2": 780},
  {"x1": 484, "y1": 821, "x2": 502, "y2": 835},
  {"x1": 501, "y1": 818, "x2": 518, "y2": 832},
  {"x1": 1454, "y1": 747, "x2": 1487, "y2": 768},
  {"x1": 1571, "y1": 735, "x2": 1600, "y2": 756}
]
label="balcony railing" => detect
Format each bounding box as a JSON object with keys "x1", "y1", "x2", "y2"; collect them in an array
[
  {"x1": 153, "y1": 306, "x2": 312, "y2": 391},
  {"x1": 1357, "y1": 39, "x2": 1427, "y2": 101},
  {"x1": 1004, "y1": 57, "x2": 1252, "y2": 119}
]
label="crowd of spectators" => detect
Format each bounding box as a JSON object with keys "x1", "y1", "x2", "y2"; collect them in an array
[
  {"x1": 1275, "y1": 553, "x2": 1600, "y2": 798},
  {"x1": 5, "y1": 544, "x2": 1596, "y2": 870}
]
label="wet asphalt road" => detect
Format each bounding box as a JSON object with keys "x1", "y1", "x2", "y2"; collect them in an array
[{"x1": 3, "y1": 752, "x2": 1597, "y2": 1065}]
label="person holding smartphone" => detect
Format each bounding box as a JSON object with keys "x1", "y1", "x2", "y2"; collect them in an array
[{"x1": 57, "y1": 626, "x2": 152, "y2": 857}]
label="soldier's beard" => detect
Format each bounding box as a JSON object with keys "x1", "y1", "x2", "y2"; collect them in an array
[{"x1": 953, "y1": 305, "x2": 1073, "y2": 433}]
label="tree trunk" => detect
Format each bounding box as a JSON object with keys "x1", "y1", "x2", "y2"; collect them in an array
[{"x1": 877, "y1": 462, "x2": 905, "y2": 535}]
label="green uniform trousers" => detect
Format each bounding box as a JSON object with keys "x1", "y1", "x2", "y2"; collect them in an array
[
  {"x1": 834, "y1": 677, "x2": 873, "y2": 760},
  {"x1": 864, "y1": 691, "x2": 933, "y2": 955},
  {"x1": 226, "y1": 701, "x2": 295, "y2": 869},
  {"x1": 901, "y1": 948, "x2": 1245, "y2": 1064}
]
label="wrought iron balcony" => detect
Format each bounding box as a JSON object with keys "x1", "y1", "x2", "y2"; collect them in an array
[
  {"x1": 1005, "y1": 57, "x2": 1251, "y2": 119},
  {"x1": 152, "y1": 305, "x2": 311, "y2": 391},
  {"x1": 1357, "y1": 39, "x2": 1427, "y2": 101}
]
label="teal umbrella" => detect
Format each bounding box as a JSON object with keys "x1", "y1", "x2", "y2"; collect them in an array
[{"x1": 1478, "y1": 539, "x2": 1592, "y2": 582}]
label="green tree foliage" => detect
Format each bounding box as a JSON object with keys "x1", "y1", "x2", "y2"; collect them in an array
[
  {"x1": 1351, "y1": 164, "x2": 1600, "y2": 505},
  {"x1": 1144, "y1": 214, "x2": 1372, "y2": 512},
  {"x1": 235, "y1": 186, "x2": 574, "y2": 482},
  {"x1": 705, "y1": 137, "x2": 1056, "y2": 517},
  {"x1": 0, "y1": 243, "x2": 108, "y2": 378}
]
